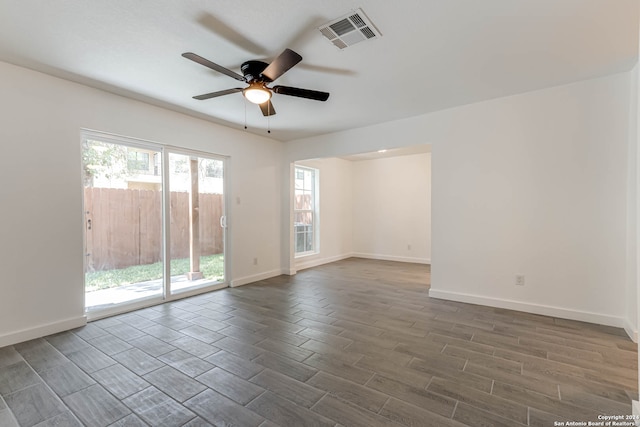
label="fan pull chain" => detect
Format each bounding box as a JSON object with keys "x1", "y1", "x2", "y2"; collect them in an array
[
  {"x1": 244, "y1": 101, "x2": 247, "y2": 130},
  {"x1": 267, "y1": 104, "x2": 271, "y2": 134}
]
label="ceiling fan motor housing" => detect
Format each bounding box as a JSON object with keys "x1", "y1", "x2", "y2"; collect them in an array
[{"x1": 241, "y1": 60, "x2": 271, "y2": 82}]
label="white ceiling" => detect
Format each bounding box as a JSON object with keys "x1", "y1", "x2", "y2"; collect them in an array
[{"x1": 0, "y1": 0, "x2": 637, "y2": 141}]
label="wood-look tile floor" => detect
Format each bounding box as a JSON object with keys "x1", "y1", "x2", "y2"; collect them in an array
[{"x1": 0, "y1": 258, "x2": 637, "y2": 426}]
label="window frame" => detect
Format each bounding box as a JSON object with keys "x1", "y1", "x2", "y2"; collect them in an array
[{"x1": 294, "y1": 165, "x2": 319, "y2": 257}]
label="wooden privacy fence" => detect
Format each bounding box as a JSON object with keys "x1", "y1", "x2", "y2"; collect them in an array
[{"x1": 84, "y1": 188, "x2": 224, "y2": 271}]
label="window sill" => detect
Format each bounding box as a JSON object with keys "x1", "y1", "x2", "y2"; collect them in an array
[{"x1": 295, "y1": 251, "x2": 319, "y2": 259}]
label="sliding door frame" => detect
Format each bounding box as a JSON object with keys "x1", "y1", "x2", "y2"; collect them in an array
[
  {"x1": 81, "y1": 129, "x2": 231, "y2": 321},
  {"x1": 163, "y1": 146, "x2": 230, "y2": 298}
]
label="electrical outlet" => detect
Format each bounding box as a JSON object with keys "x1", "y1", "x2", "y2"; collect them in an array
[
  {"x1": 515, "y1": 275, "x2": 525, "y2": 286},
  {"x1": 253, "y1": 257, "x2": 258, "y2": 265}
]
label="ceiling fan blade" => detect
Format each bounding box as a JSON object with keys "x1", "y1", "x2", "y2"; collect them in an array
[
  {"x1": 261, "y1": 49, "x2": 302, "y2": 82},
  {"x1": 272, "y1": 85, "x2": 329, "y2": 101},
  {"x1": 182, "y1": 52, "x2": 246, "y2": 82},
  {"x1": 193, "y1": 88, "x2": 243, "y2": 100},
  {"x1": 259, "y1": 100, "x2": 276, "y2": 116}
]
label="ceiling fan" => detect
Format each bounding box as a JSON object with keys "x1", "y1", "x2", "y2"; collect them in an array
[{"x1": 182, "y1": 48, "x2": 330, "y2": 116}]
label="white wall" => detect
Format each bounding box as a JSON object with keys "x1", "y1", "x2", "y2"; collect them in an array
[
  {"x1": 633, "y1": 20, "x2": 640, "y2": 416},
  {"x1": 0, "y1": 61, "x2": 283, "y2": 346},
  {"x1": 628, "y1": 64, "x2": 639, "y2": 342},
  {"x1": 1, "y1": 59, "x2": 635, "y2": 347},
  {"x1": 351, "y1": 153, "x2": 431, "y2": 264},
  {"x1": 286, "y1": 71, "x2": 634, "y2": 331},
  {"x1": 294, "y1": 158, "x2": 353, "y2": 270}
]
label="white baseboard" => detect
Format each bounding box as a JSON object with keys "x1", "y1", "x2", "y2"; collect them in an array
[
  {"x1": 633, "y1": 401, "x2": 640, "y2": 423},
  {"x1": 624, "y1": 317, "x2": 639, "y2": 343},
  {"x1": 230, "y1": 269, "x2": 283, "y2": 287},
  {"x1": 429, "y1": 288, "x2": 626, "y2": 329},
  {"x1": 0, "y1": 316, "x2": 87, "y2": 348},
  {"x1": 295, "y1": 253, "x2": 353, "y2": 271},
  {"x1": 352, "y1": 252, "x2": 430, "y2": 264}
]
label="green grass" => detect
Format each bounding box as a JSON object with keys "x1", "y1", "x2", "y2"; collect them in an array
[{"x1": 86, "y1": 253, "x2": 224, "y2": 292}]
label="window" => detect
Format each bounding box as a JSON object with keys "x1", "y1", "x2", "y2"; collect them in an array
[
  {"x1": 205, "y1": 159, "x2": 223, "y2": 178},
  {"x1": 173, "y1": 157, "x2": 189, "y2": 173},
  {"x1": 294, "y1": 166, "x2": 318, "y2": 255},
  {"x1": 127, "y1": 150, "x2": 150, "y2": 172}
]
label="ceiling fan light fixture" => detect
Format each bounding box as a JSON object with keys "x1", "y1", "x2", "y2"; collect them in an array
[{"x1": 243, "y1": 83, "x2": 272, "y2": 104}]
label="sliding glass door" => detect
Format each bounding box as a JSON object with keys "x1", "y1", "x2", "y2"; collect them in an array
[
  {"x1": 82, "y1": 131, "x2": 227, "y2": 315},
  {"x1": 167, "y1": 152, "x2": 226, "y2": 295}
]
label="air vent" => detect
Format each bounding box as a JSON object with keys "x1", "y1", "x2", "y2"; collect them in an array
[{"x1": 319, "y1": 8, "x2": 381, "y2": 49}]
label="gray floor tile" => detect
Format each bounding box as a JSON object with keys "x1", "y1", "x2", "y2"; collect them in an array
[
  {"x1": 112, "y1": 348, "x2": 165, "y2": 376},
  {"x1": 121, "y1": 386, "x2": 163, "y2": 413},
  {"x1": 67, "y1": 346, "x2": 116, "y2": 373},
  {"x1": 217, "y1": 325, "x2": 267, "y2": 345},
  {"x1": 179, "y1": 325, "x2": 225, "y2": 344},
  {"x1": 307, "y1": 371, "x2": 388, "y2": 413},
  {"x1": 0, "y1": 259, "x2": 635, "y2": 427},
  {"x1": 379, "y1": 398, "x2": 467, "y2": 427},
  {"x1": 247, "y1": 391, "x2": 334, "y2": 427},
  {"x1": 169, "y1": 336, "x2": 219, "y2": 359},
  {"x1": 143, "y1": 366, "x2": 206, "y2": 402},
  {"x1": 5, "y1": 384, "x2": 67, "y2": 426},
  {"x1": 256, "y1": 338, "x2": 312, "y2": 362},
  {"x1": 45, "y1": 332, "x2": 91, "y2": 356},
  {"x1": 304, "y1": 353, "x2": 374, "y2": 385},
  {"x1": 311, "y1": 394, "x2": 401, "y2": 427},
  {"x1": 91, "y1": 317, "x2": 123, "y2": 329},
  {"x1": 15, "y1": 340, "x2": 69, "y2": 373},
  {"x1": 182, "y1": 416, "x2": 214, "y2": 427},
  {"x1": 72, "y1": 324, "x2": 108, "y2": 341},
  {"x1": 0, "y1": 361, "x2": 41, "y2": 396},
  {"x1": 253, "y1": 351, "x2": 316, "y2": 382},
  {"x1": 205, "y1": 350, "x2": 264, "y2": 379},
  {"x1": 194, "y1": 308, "x2": 233, "y2": 322},
  {"x1": 249, "y1": 369, "x2": 325, "y2": 408},
  {"x1": 104, "y1": 324, "x2": 147, "y2": 342},
  {"x1": 114, "y1": 314, "x2": 157, "y2": 330},
  {"x1": 107, "y1": 413, "x2": 147, "y2": 426},
  {"x1": 0, "y1": 347, "x2": 23, "y2": 369},
  {"x1": 128, "y1": 335, "x2": 176, "y2": 357},
  {"x1": 122, "y1": 386, "x2": 196, "y2": 427},
  {"x1": 91, "y1": 364, "x2": 150, "y2": 400},
  {"x1": 13, "y1": 339, "x2": 46, "y2": 353},
  {"x1": 63, "y1": 384, "x2": 131, "y2": 427},
  {"x1": 158, "y1": 349, "x2": 214, "y2": 377},
  {"x1": 142, "y1": 325, "x2": 184, "y2": 342},
  {"x1": 40, "y1": 361, "x2": 96, "y2": 397},
  {"x1": 215, "y1": 337, "x2": 265, "y2": 359},
  {"x1": 196, "y1": 367, "x2": 264, "y2": 405},
  {"x1": 133, "y1": 308, "x2": 165, "y2": 321},
  {"x1": 0, "y1": 408, "x2": 18, "y2": 427},
  {"x1": 153, "y1": 315, "x2": 193, "y2": 331},
  {"x1": 368, "y1": 374, "x2": 456, "y2": 418},
  {"x1": 188, "y1": 316, "x2": 227, "y2": 332},
  {"x1": 184, "y1": 389, "x2": 264, "y2": 427},
  {"x1": 33, "y1": 410, "x2": 82, "y2": 427},
  {"x1": 87, "y1": 334, "x2": 134, "y2": 356}
]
